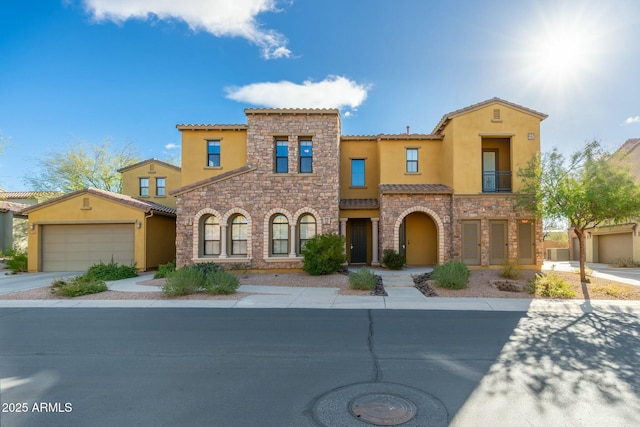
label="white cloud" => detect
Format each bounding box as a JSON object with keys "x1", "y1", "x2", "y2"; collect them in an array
[
  {"x1": 165, "y1": 143, "x2": 180, "y2": 150},
  {"x1": 623, "y1": 116, "x2": 640, "y2": 125},
  {"x1": 82, "y1": 0, "x2": 290, "y2": 59},
  {"x1": 225, "y1": 76, "x2": 370, "y2": 110}
]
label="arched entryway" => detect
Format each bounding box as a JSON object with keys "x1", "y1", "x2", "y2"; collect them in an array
[{"x1": 398, "y1": 211, "x2": 438, "y2": 266}]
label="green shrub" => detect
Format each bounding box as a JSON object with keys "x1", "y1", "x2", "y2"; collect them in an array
[
  {"x1": 500, "y1": 259, "x2": 522, "y2": 280},
  {"x1": 529, "y1": 272, "x2": 576, "y2": 298},
  {"x1": 85, "y1": 259, "x2": 137, "y2": 281},
  {"x1": 382, "y1": 249, "x2": 405, "y2": 270},
  {"x1": 162, "y1": 268, "x2": 205, "y2": 297},
  {"x1": 432, "y1": 261, "x2": 470, "y2": 289},
  {"x1": 301, "y1": 233, "x2": 346, "y2": 275},
  {"x1": 202, "y1": 270, "x2": 240, "y2": 295},
  {"x1": 186, "y1": 262, "x2": 224, "y2": 276},
  {"x1": 349, "y1": 268, "x2": 377, "y2": 290},
  {"x1": 154, "y1": 261, "x2": 176, "y2": 279},
  {"x1": 51, "y1": 276, "x2": 108, "y2": 297},
  {"x1": 6, "y1": 250, "x2": 28, "y2": 273}
]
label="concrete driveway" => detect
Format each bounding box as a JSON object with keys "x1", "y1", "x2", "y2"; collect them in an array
[
  {"x1": 0, "y1": 271, "x2": 80, "y2": 295},
  {"x1": 543, "y1": 260, "x2": 640, "y2": 286}
]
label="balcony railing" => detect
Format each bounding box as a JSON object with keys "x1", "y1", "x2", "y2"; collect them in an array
[{"x1": 483, "y1": 171, "x2": 512, "y2": 192}]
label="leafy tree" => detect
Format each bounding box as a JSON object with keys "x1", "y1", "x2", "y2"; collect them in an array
[
  {"x1": 518, "y1": 140, "x2": 640, "y2": 283},
  {"x1": 23, "y1": 140, "x2": 138, "y2": 193}
]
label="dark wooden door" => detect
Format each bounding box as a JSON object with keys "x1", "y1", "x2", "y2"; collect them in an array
[{"x1": 350, "y1": 219, "x2": 367, "y2": 263}]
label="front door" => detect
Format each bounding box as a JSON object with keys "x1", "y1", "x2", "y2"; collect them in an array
[
  {"x1": 462, "y1": 221, "x2": 481, "y2": 265},
  {"x1": 483, "y1": 150, "x2": 497, "y2": 191},
  {"x1": 350, "y1": 219, "x2": 367, "y2": 263},
  {"x1": 518, "y1": 220, "x2": 535, "y2": 265},
  {"x1": 403, "y1": 212, "x2": 437, "y2": 265},
  {"x1": 489, "y1": 221, "x2": 508, "y2": 265}
]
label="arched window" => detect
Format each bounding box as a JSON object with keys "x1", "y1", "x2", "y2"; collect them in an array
[
  {"x1": 271, "y1": 215, "x2": 289, "y2": 255},
  {"x1": 203, "y1": 216, "x2": 220, "y2": 256},
  {"x1": 231, "y1": 215, "x2": 248, "y2": 255},
  {"x1": 299, "y1": 214, "x2": 317, "y2": 251}
]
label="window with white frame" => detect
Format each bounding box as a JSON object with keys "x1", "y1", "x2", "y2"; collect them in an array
[
  {"x1": 203, "y1": 216, "x2": 220, "y2": 256},
  {"x1": 230, "y1": 215, "x2": 248, "y2": 255},
  {"x1": 406, "y1": 148, "x2": 418, "y2": 173},
  {"x1": 298, "y1": 214, "x2": 316, "y2": 251},
  {"x1": 271, "y1": 215, "x2": 289, "y2": 255}
]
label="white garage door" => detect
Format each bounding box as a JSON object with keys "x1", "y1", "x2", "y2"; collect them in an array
[
  {"x1": 597, "y1": 233, "x2": 632, "y2": 264},
  {"x1": 41, "y1": 224, "x2": 135, "y2": 271}
]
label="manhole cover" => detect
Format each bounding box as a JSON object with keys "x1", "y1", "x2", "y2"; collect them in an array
[
  {"x1": 350, "y1": 393, "x2": 417, "y2": 425},
  {"x1": 312, "y1": 382, "x2": 447, "y2": 427}
]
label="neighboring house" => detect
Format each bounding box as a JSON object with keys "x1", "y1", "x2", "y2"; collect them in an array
[
  {"x1": 0, "y1": 201, "x2": 29, "y2": 252},
  {"x1": 23, "y1": 188, "x2": 176, "y2": 272},
  {"x1": 172, "y1": 97, "x2": 547, "y2": 269},
  {"x1": 0, "y1": 190, "x2": 61, "y2": 253},
  {"x1": 118, "y1": 158, "x2": 182, "y2": 209},
  {"x1": 569, "y1": 138, "x2": 640, "y2": 264}
]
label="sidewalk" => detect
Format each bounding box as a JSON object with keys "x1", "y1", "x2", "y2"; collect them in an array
[{"x1": 2, "y1": 270, "x2": 640, "y2": 313}]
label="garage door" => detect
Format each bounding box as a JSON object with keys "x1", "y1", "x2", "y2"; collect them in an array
[
  {"x1": 41, "y1": 224, "x2": 134, "y2": 271},
  {"x1": 597, "y1": 233, "x2": 632, "y2": 264}
]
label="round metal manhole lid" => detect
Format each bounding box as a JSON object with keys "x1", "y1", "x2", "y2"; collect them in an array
[
  {"x1": 312, "y1": 382, "x2": 447, "y2": 427},
  {"x1": 350, "y1": 393, "x2": 417, "y2": 425}
]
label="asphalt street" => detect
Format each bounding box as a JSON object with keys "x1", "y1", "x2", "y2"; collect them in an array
[{"x1": 1, "y1": 308, "x2": 638, "y2": 426}]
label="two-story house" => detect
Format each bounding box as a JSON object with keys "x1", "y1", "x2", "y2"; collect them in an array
[{"x1": 172, "y1": 97, "x2": 547, "y2": 270}]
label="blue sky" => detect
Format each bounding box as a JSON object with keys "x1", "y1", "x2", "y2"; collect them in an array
[{"x1": 1, "y1": 0, "x2": 639, "y2": 190}]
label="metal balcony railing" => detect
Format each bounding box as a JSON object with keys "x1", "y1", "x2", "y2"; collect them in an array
[{"x1": 482, "y1": 171, "x2": 512, "y2": 192}]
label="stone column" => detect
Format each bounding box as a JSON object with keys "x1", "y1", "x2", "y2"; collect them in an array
[
  {"x1": 219, "y1": 225, "x2": 228, "y2": 258},
  {"x1": 339, "y1": 218, "x2": 348, "y2": 261},
  {"x1": 371, "y1": 218, "x2": 380, "y2": 266},
  {"x1": 289, "y1": 224, "x2": 297, "y2": 258}
]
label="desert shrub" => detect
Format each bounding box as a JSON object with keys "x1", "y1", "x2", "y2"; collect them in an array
[
  {"x1": 610, "y1": 257, "x2": 640, "y2": 268},
  {"x1": 500, "y1": 259, "x2": 522, "y2": 280},
  {"x1": 382, "y1": 249, "x2": 405, "y2": 270},
  {"x1": 51, "y1": 276, "x2": 108, "y2": 297},
  {"x1": 529, "y1": 272, "x2": 576, "y2": 298},
  {"x1": 202, "y1": 270, "x2": 240, "y2": 295},
  {"x1": 5, "y1": 250, "x2": 28, "y2": 273},
  {"x1": 301, "y1": 233, "x2": 346, "y2": 275},
  {"x1": 592, "y1": 283, "x2": 631, "y2": 298},
  {"x1": 154, "y1": 261, "x2": 176, "y2": 279},
  {"x1": 85, "y1": 259, "x2": 137, "y2": 281},
  {"x1": 349, "y1": 268, "x2": 377, "y2": 290},
  {"x1": 162, "y1": 268, "x2": 205, "y2": 297},
  {"x1": 432, "y1": 261, "x2": 470, "y2": 289},
  {"x1": 186, "y1": 262, "x2": 224, "y2": 276}
]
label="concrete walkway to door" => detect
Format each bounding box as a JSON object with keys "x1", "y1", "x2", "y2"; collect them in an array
[{"x1": 348, "y1": 266, "x2": 433, "y2": 287}]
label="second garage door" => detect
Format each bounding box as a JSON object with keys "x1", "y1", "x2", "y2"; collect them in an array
[
  {"x1": 597, "y1": 233, "x2": 632, "y2": 264},
  {"x1": 41, "y1": 224, "x2": 135, "y2": 271}
]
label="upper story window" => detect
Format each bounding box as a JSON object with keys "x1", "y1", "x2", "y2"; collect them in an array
[
  {"x1": 406, "y1": 148, "x2": 418, "y2": 173},
  {"x1": 351, "y1": 159, "x2": 365, "y2": 187},
  {"x1": 156, "y1": 177, "x2": 166, "y2": 196},
  {"x1": 299, "y1": 140, "x2": 313, "y2": 173},
  {"x1": 275, "y1": 140, "x2": 289, "y2": 173},
  {"x1": 139, "y1": 178, "x2": 149, "y2": 196},
  {"x1": 207, "y1": 141, "x2": 220, "y2": 167}
]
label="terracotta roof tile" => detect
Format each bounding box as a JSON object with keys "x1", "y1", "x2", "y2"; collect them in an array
[
  {"x1": 0, "y1": 200, "x2": 29, "y2": 215},
  {"x1": 339, "y1": 198, "x2": 379, "y2": 209},
  {"x1": 0, "y1": 191, "x2": 63, "y2": 200},
  {"x1": 170, "y1": 165, "x2": 255, "y2": 196},
  {"x1": 117, "y1": 158, "x2": 181, "y2": 173}
]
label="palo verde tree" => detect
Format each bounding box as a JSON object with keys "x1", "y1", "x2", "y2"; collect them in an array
[
  {"x1": 518, "y1": 140, "x2": 640, "y2": 283},
  {"x1": 23, "y1": 140, "x2": 139, "y2": 193}
]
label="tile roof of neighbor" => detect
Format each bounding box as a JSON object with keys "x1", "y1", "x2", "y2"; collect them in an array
[
  {"x1": 21, "y1": 188, "x2": 176, "y2": 216},
  {"x1": 379, "y1": 184, "x2": 453, "y2": 194},
  {"x1": 339, "y1": 198, "x2": 380, "y2": 209},
  {"x1": 0, "y1": 191, "x2": 63, "y2": 200},
  {"x1": 0, "y1": 200, "x2": 29, "y2": 215},
  {"x1": 619, "y1": 138, "x2": 640, "y2": 154},
  {"x1": 432, "y1": 97, "x2": 548, "y2": 135},
  {"x1": 170, "y1": 165, "x2": 256, "y2": 196},
  {"x1": 175, "y1": 124, "x2": 248, "y2": 131},
  {"x1": 117, "y1": 158, "x2": 181, "y2": 173},
  {"x1": 244, "y1": 108, "x2": 340, "y2": 115}
]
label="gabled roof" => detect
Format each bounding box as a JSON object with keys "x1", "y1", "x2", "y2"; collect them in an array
[
  {"x1": 117, "y1": 158, "x2": 181, "y2": 173},
  {"x1": 170, "y1": 165, "x2": 256, "y2": 196},
  {"x1": 432, "y1": 97, "x2": 548, "y2": 135},
  {"x1": 0, "y1": 200, "x2": 29, "y2": 216},
  {"x1": 21, "y1": 188, "x2": 176, "y2": 216},
  {"x1": 379, "y1": 184, "x2": 453, "y2": 194}
]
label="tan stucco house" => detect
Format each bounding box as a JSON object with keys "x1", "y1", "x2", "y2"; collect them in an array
[{"x1": 172, "y1": 97, "x2": 547, "y2": 270}]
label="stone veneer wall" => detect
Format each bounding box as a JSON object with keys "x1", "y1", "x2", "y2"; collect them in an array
[
  {"x1": 378, "y1": 193, "x2": 543, "y2": 267},
  {"x1": 451, "y1": 194, "x2": 543, "y2": 266},
  {"x1": 175, "y1": 111, "x2": 341, "y2": 269}
]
